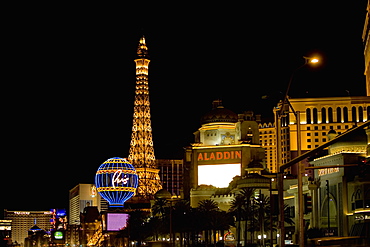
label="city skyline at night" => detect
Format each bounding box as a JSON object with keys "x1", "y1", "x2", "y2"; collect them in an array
[{"x1": 1, "y1": 2, "x2": 367, "y2": 212}]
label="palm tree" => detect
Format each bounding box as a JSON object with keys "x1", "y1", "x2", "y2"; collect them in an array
[
  {"x1": 249, "y1": 195, "x2": 295, "y2": 245},
  {"x1": 208, "y1": 210, "x2": 234, "y2": 246},
  {"x1": 127, "y1": 210, "x2": 152, "y2": 245},
  {"x1": 196, "y1": 199, "x2": 234, "y2": 247},
  {"x1": 150, "y1": 198, "x2": 173, "y2": 241},
  {"x1": 197, "y1": 199, "x2": 219, "y2": 212},
  {"x1": 197, "y1": 199, "x2": 220, "y2": 246},
  {"x1": 239, "y1": 188, "x2": 255, "y2": 246},
  {"x1": 249, "y1": 193, "x2": 270, "y2": 245},
  {"x1": 152, "y1": 198, "x2": 169, "y2": 218},
  {"x1": 229, "y1": 195, "x2": 245, "y2": 245},
  {"x1": 172, "y1": 200, "x2": 192, "y2": 247},
  {"x1": 229, "y1": 187, "x2": 255, "y2": 246}
]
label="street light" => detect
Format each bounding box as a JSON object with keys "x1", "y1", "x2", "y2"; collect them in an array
[
  {"x1": 310, "y1": 58, "x2": 319, "y2": 63},
  {"x1": 277, "y1": 56, "x2": 320, "y2": 247},
  {"x1": 281, "y1": 57, "x2": 319, "y2": 111},
  {"x1": 303, "y1": 56, "x2": 320, "y2": 64}
]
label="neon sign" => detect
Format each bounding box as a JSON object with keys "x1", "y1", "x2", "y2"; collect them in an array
[
  {"x1": 224, "y1": 231, "x2": 235, "y2": 241},
  {"x1": 318, "y1": 167, "x2": 340, "y2": 176},
  {"x1": 112, "y1": 170, "x2": 129, "y2": 189},
  {"x1": 14, "y1": 212, "x2": 30, "y2": 215},
  {"x1": 197, "y1": 150, "x2": 241, "y2": 161},
  {"x1": 54, "y1": 231, "x2": 63, "y2": 240},
  {"x1": 91, "y1": 185, "x2": 97, "y2": 197},
  {"x1": 95, "y1": 157, "x2": 138, "y2": 207}
]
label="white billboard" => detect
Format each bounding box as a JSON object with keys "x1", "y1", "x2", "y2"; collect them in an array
[{"x1": 198, "y1": 163, "x2": 241, "y2": 188}]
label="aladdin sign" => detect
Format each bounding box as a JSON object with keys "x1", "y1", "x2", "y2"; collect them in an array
[{"x1": 197, "y1": 150, "x2": 242, "y2": 162}]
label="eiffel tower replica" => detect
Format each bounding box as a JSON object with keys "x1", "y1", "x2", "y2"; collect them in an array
[{"x1": 127, "y1": 36, "x2": 162, "y2": 207}]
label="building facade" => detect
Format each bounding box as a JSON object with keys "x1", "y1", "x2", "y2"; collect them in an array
[
  {"x1": 69, "y1": 184, "x2": 107, "y2": 225},
  {"x1": 261, "y1": 96, "x2": 370, "y2": 175},
  {"x1": 308, "y1": 128, "x2": 370, "y2": 239},
  {"x1": 4, "y1": 210, "x2": 52, "y2": 246},
  {"x1": 184, "y1": 100, "x2": 266, "y2": 207},
  {"x1": 0, "y1": 219, "x2": 11, "y2": 246},
  {"x1": 259, "y1": 122, "x2": 277, "y2": 173},
  {"x1": 156, "y1": 159, "x2": 184, "y2": 197}
]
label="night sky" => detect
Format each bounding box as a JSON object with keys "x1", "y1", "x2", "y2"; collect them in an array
[{"x1": 1, "y1": 2, "x2": 367, "y2": 213}]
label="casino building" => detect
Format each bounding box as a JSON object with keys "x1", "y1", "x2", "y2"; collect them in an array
[
  {"x1": 4, "y1": 210, "x2": 52, "y2": 246},
  {"x1": 258, "y1": 96, "x2": 370, "y2": 174},
  {"x1": 69, "y1": 184, "x2": 108, "y2": 225},
  {"x1": 184, "y1": 100, "x2": 266, "y2": 208},
  {"x1": 307, "y1": 128, "x2": 370, "y2": 238}
]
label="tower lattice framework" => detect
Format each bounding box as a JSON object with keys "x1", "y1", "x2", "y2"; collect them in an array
[{"x1": 128, "y1": 36, "x2": 162, "y2": 198}]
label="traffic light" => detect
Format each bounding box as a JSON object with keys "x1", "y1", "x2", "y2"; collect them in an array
[
  {"x1": 304, "y1": 194, "x2": 312, "y2": 214},
  {"x1": 358, "y1": 157, "x2": 370, "y2": 177}
]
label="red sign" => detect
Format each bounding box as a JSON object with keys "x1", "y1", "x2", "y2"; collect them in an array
[{"x1": 197, "y1": 150, "x2": 241, "y2": 161}]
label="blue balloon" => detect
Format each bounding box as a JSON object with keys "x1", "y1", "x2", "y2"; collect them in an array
[{"x1": 95, "y1": 157, "x2": 138, "y2": 207}]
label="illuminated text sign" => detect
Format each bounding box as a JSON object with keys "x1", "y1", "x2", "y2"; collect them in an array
[
  {"x1": 197, "y1": 150, "x2": 241, "y2": 161},
  {"x1": 14, "y1": 212, "x2": 30, "y2": 215},
  {"x1": 112, "y1": 170, "x2": 129, "y2": 189},
  {"x1": 54, "y1": 231, "x2": 63, "y2": 240},
  {"x1": 318, "y1": 167, "x2": 340, "y2": 176}
]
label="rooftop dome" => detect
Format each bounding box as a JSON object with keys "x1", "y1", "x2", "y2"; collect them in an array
[
  {"x1": 328, "y1": 129, "x2": 367, "y2": 155},
  {"x1": 154, "y1": 189, "x2": 172, "y2": 199},
  {"x1": 29, "y1": 225, "x2": 42, "y2": 232},
  {"x1": 201, "y1": 100, "x2": 238, "y2": 125}
]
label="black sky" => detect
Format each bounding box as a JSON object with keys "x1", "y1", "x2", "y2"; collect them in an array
[{"x1": 1, "y1": 2, "x2": 368, "y2": 213}]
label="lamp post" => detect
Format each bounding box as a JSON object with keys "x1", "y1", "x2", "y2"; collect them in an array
[
  {"x1": 276, "y1": 56, "x2": 319, "y2": 247},
  {"x1": 326, "y1": 180, "x2": 330, "y2": 235}
]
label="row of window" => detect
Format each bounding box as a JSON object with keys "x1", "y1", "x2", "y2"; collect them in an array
[
  {"x1": 306, "y1": 106, "x2": 369, "y2": 124},
  {"x1": 306, "y1": 125, "x2": 350, "y2": 130},
  {"x1": 307, "y1": 138, "x2": 326, "y2": 142},
  {"x1": 260, "y1": 124, "x2": 351, "y2": 137}
]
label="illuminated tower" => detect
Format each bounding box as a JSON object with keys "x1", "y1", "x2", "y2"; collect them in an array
[{"x1": 128, "y1": 36, "x2": 161, "y2": 199}]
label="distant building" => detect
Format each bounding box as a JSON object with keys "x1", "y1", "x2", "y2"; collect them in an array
[
  {"x1": 4, "y1": 210, "x2": 52, "y2": 246},
  {"x1": 80, "y1": 206, "x2": 101, "y2": 247},
  {"x1": 65, "y1": 225, "x2": 80, "y2": 247},
  {"x1": 24, "y1": 224, "x2": 49, "y2": 247},
  {"x1": 156, "y1": 159, "x2": 184, "y2": 197},
  {"x1": 0, "y1": 220, "x2": 12, "y2": 247},
  {"x1": 259, "y1": 122, "x2": 277, "y2": 173},
  {"x1": 69, "y1": 184, "x2": 108, "y2": 225}
]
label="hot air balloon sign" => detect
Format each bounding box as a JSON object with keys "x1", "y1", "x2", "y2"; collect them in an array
[{"x1": 95, "y1": 157, "x2": 138, "y2": 207}]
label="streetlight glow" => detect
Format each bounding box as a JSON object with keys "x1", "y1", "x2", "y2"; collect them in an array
[
  {"x1": 303, "y1": 56, "x2": 320, "y2": 64},
  {"x1": 310, "y1": 58, "x2": 319, "y2": 63}
]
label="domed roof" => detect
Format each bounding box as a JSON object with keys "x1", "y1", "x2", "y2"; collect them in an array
[
  {"x1": 328, "y1": 129, "x2": 337, "y2": 135},
  {"x1": 329, "y1": 129, "x2": 367, "y2": 155},
  {"x1": 29, "y1": 225, "x2": 42, "y2": 232},
  {"x1": 154, "y1": 189, "x2": 172, "y2": 199},
  {"x1": 201, "y1": 104, "x2": 238, "y2": 125},
  {"x1": 246, "y1": 159, "x2": 264, "y2": 169}
]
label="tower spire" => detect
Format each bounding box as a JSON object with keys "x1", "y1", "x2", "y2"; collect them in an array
[
  {"x1": 128, "y1": 36, "x2": 161, "y2": 199},
  {"x1": 137, "y1": 35, "x2": 149, "y2": 58}
]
